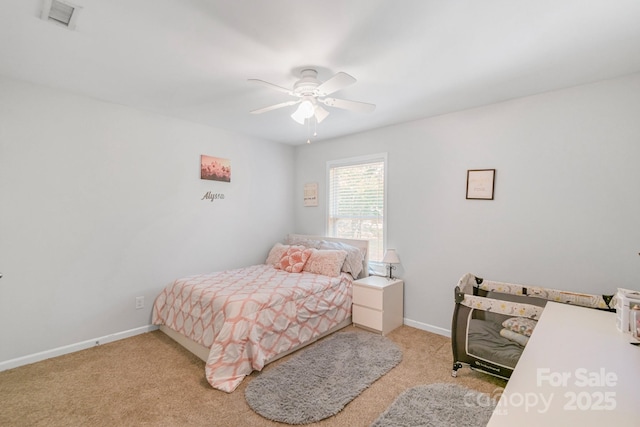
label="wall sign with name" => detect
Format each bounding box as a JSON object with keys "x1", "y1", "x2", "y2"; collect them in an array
[{"x1": 202, "y1": 191, "x2": 225, "y2": 202}]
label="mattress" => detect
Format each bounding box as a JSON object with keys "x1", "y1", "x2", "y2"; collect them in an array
[
  {"x1": 467, "y1": 319, "x2": 523, "y2": 370},
  {"x1": 152, "y1": 263, "x2": 353, "y2": 392}
]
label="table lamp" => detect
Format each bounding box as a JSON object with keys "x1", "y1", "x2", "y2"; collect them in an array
[{"x1": 382, "y1": 249, "x2": 400, "y2": 279}]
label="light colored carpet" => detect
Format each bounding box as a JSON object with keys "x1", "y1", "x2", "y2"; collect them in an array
[
  {"x1": 371, "y1": 383, "x2": 496, "y2": 427},
  {"x1": 245, "y1": 331, "x2": 402, "y2": 424},
  {"x1": 0, "y1": 325, "x2": 506, "y2": 426}
]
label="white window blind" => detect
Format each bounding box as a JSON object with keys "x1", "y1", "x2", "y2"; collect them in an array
[{"x1": 327, "y1": 154, "x2": 386, "y2": 262}]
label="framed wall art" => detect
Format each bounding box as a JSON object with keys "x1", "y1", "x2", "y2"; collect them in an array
[
  {"x1": 200, "y1": 155, "x2": 231, "y2": 182},
  {"x1": 466, "y1": 169, "x2": 495, "y2": 200},
  {"x1": 304, "y1": 182, "x2": 318, "y2": 207}
]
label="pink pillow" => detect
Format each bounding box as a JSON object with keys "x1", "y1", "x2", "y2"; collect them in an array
[
  {"x1": 275, "y1": 247, "x2": 312, "y2": 273},
  {"x1": 303, "y1": 249, "x2": 348, "y2": 277},
  {"x1": 265, "y1": 243, "x2": 290, "y2": 265}
]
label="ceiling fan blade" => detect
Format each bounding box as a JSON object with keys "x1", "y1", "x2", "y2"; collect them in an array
[
  {"x1": 316, "y1": 72, "x2": 356, "y2": 96},
  {"x1": 247, "y1": 79, "x2": 294, "y2": 96},
  {"x1": 250, "y1": 100, "x2": 300, "y2": 114},
  {"x1": 319, "y1": 97, "x2": 376, "y2": 113},
  {"x1": 314, "y1": 105, "x2": 330, "y2": 124}
]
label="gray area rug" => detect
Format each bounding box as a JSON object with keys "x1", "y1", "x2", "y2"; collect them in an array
[
  {"x1": 371, "y1": 383, "x2": 496, "y2": 427},
  {"x1": 245, "y1": 330, "x2": 402, "y2": 425}
]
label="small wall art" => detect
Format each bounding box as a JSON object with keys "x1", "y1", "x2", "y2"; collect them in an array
[
  {"x1": 304, "y1": 182, "x2": 318, "y2": 207},
  {"x1": 201, "y1": 155, "x2": 231, "y2": 182},
  {"x1": 466, "y1": 169, "x2": 495, "y2": 200}
]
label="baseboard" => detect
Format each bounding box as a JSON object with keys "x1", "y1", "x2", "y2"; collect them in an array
[
  {"x1": 0, "y1": 325, "x2": 159, "y2": 372},
  {"x1": 403, "y1": 318, "x2": 451, "y2": 338}
]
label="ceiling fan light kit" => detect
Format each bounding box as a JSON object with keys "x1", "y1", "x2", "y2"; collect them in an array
[
  {"x1": 291, "y1": 98, "x2": 315, "y2": 124},
  {"x1": 249, "y1": 68, "x2": 375, "y2": 141}
]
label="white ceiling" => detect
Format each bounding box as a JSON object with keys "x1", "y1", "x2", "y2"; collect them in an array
[{"x1": 2, "y1": 0, "x2": 640, "y2": 145}]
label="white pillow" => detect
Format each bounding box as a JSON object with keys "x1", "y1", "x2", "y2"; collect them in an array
[{"x1": 284, "y1": 236, "x2": 322, "y2": 248}]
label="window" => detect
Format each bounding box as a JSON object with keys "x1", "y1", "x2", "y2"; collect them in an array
[{"x1": 327, "y1": 154, "x2": 387, "y2": 262}]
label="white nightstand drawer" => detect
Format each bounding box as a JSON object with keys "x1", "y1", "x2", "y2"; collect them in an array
[
  {"x1": 353, "y1": 285, "x2": 383, "y2": 310},
  {"x1": 353, "y1": 305, "x2": 383, "y2": 331}
]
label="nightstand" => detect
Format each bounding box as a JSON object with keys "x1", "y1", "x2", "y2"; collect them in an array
[{"x1": 352, "y1": 275, "x2": 404, "y2": 335}]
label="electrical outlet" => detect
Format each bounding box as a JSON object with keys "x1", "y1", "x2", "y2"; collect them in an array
[{"x1": 135, "y1": 296, "x2": 144, "y2": 309}]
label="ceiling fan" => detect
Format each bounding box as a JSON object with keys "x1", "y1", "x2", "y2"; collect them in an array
[{"x1": 248, "y1": 69, "x2": 376, "y2": 125}]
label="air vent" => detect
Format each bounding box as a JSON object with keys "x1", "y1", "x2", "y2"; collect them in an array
[{"x1": 41, "y1": 0, "x2": 81, "y2": 30}]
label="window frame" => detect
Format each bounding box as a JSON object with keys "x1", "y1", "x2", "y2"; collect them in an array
[{"x1": 325, "y1": 153, "x2": 388, "y2": 264}]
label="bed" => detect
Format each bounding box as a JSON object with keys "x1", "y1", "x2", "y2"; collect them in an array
[
  {"x1": 152, "y1": 234, "x2": 369, "y2": 392},
  {"x1": 451, "y1": 273, "x2": 615, "y2": 380}
]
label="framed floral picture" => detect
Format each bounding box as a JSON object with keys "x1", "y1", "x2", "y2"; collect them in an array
[{"x1": 200, "y1": 155, "x2": 231, "y2": 182}]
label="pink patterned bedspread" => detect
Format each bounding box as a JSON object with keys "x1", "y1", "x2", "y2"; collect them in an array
[{"x1": 152, "y1": 264, "x2": 353, "y2": 392}]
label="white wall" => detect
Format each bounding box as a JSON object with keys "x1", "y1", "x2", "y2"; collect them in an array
[
  {"x1": 2, "y1": 72, "x2": 638, "y2": 366},
  {"x1": 294, "y1": 73, "x2": 640, "y2": 334},
  {"x1": 0, "y1": 77, "x2": 294, "y2": 364}
]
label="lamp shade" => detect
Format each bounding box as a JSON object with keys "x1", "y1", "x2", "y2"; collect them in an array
[
  {"x1": 291, "y1": 100, "x2": 315, "y2": 124},
  {"x1": 382, "y1": 249, "x2": 400, "y2": 264}
]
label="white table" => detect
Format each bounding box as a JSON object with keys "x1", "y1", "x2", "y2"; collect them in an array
[{"x1": 487, "y1": 301, "x2": 640, "y2": 426}]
